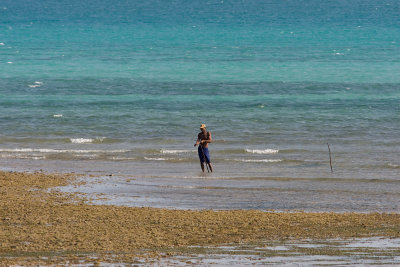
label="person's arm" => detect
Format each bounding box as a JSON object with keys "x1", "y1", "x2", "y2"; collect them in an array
[{"x1": 194, "y1": 134, "x2": 201, "y2": 147}]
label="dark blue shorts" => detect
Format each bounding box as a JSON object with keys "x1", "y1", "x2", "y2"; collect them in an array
[{"x1": 198, "y1": 146, "x2": 211, "y2": 163}]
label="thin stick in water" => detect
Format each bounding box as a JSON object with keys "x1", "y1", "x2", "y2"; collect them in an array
[{"x1": 327, "y1": 143, "x2": 333, "y2": 173}]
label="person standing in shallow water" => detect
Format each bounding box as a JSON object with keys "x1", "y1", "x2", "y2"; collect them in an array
[{"x1": 194, "y1": 124, "x2": 213, "y2": 172}]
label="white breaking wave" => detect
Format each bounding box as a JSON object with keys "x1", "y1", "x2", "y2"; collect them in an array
[
  {"x1": 53, "y1": 114, "x2": 63, "y2": 118},
  {"x1": 111, "y1": 157, "x2": 137, "y2": 161},
  {"x1": 0, "y1": 148, "x2": 62, "y2": 153},
  {"x1": 234, "y1": 159, "x2": 282, "y2": 163},
  {"x1": 144, "y1": 157, "x2": 166, "y2": 161},
  {"x1": 70, "y1": 137, "x2": 106, "y2": 144},
  {"x1": 245, "y1": 148, "x2": 279, "y2": 154},
  {"x1": 70, "y1": 138, "x2": 95, "y2": 144},
  {"x1": 388, "y1": 163, "x2": 400, "y2": 168},
  {"x1": 29, "y1": 81, "x2": 43, "y2": 88},
  {"x1": 160, "y1": 149, "x2": 195, "y2": 154},
  {"x1": 0, "y1": 148, "x2": 128, "y2": 153},
  {"x1": 0, "y1": 154, "x2": 46, "y2": 160}
]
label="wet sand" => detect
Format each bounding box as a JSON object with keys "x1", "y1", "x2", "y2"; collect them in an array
[{"x1": 1, "y1": 171, "x2": 400, "y2": 265}]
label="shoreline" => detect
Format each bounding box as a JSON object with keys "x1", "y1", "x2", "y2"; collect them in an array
[{"x1": 1, "y1": 170, "x2": 400, "y2": 265}]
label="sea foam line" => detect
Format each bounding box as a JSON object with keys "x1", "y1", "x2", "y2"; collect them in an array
[
  {"x1": 28, "y1": 81, "x2": 43, "y2": 88},
  {"x1": 111, "y1": 157, "x2": 138, "y2": 161},
  {"x1": 388, "y1": 163, "x2": 400, "y2": 168},
  {"x1": 0, "y1": 148, "x2": 128, "y2": 153},
  {"x1": 0, "y1": 154, "x2": 46, "y2": 160},
  {"x1": 70, "y1": 137, "x2": 106, "y2": 144},
  {"x1": 234, "y1": 159, "x2": 282, "y2": 163},
  {"x1": 144, "y1": 157, "x2": 166, "y2": 161},
  {"x1": 160, "y1": 149, "x2": 195, "y2": 154},
  {"x1": 245, "y1": 149, "x2": 279, "y2": 154}
]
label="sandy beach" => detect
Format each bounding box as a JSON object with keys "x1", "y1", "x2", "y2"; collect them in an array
[{"x1": 1, "y1": 170, "x2": 400, "y2": 265}]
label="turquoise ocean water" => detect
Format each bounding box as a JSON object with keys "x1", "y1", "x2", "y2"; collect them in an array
[{"x1": 1, "y1": 0, "x2": 399, "y2": 211}]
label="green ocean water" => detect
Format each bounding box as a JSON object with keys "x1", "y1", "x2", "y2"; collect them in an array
[{"x1": 1, "y1": 0, "x2": 399, "y2": 211}]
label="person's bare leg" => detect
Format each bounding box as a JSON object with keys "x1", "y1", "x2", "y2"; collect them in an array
[
  {"x1": 200, "y1": 162, "x2": 205, "y2": 172},
  {"x1": 208, "y1": 163, "x2": 213, "y2": 172}
]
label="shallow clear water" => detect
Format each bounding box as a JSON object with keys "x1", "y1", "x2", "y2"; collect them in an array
[
  {"x1": 156, "y1": 237, "x2": 400, "y2": 266},
  {"x1": 1, "y1": 0, "x2": 399, "y2": 211}
]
